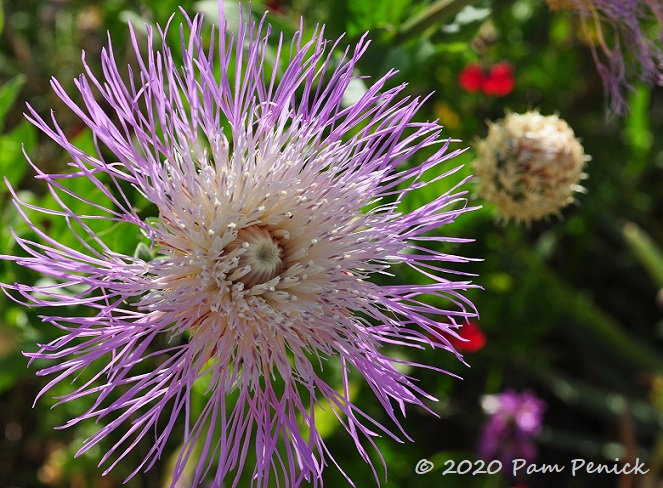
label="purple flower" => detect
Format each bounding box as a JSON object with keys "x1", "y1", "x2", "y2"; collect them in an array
[
  {"x1": 548, "y1": 0, "x2": 663, "y2": 116},
  {"x1": 478, "y1": 390, "x2": 546, "y2": 468},
  {"x1": 0, "y1": 4, "x2": 478, "y2": 487}
]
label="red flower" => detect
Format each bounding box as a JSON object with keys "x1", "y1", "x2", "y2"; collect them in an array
[
  {"x1": 449, "y1": 321, "x2": 487, "y2": 353},
  {"x1": 458, "y1": 62, "x2": 515, "y2": 97},
  {"x1": 458, "y1": 64, "x2": 486, "y2": 93},
  {"x1": 483, "y1": 62, "x2": 515, "y2": 96}
]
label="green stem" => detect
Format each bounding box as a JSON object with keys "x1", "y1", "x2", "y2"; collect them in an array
[
  {"x1": 397, "y1": 0, "x2": 483, "y2": 43},
  {"x1": 623, "y1": 221, "x2": 663, "y2": 288}
]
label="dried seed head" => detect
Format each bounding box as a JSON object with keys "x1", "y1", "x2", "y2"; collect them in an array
[{"x1": 473, "y1": 110, "x2": 589, "y2": 223}]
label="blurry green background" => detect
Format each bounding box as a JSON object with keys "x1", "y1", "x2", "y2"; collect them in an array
[{"x1": 0, "y1": 0, "x2": 662, "y2": 487}]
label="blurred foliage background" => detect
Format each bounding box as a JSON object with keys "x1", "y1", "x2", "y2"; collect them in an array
[{"x1": 0, "y1": 0, "x2": 662, "y2": 487}]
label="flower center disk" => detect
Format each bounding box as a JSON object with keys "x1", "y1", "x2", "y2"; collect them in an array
[{"x1": 226, "y1": 226, "x2": 284, "y2": 288}]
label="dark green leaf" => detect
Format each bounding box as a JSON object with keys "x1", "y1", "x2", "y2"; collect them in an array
[{"x1": 0, "y1": 75, "x2": 26, "y2": 131}]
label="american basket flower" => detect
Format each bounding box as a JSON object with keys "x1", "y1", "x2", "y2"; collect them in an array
[
  {"x1": 546, "y1": 0, "x2": 663, "y2": 116},
  {"x1": 1, "y1": 4, "x2": 478, "y2": 487}
]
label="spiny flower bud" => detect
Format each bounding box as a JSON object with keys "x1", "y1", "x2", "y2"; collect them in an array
[{"x1": 472, "y1": 110, "x2": 589, "y2": 223}]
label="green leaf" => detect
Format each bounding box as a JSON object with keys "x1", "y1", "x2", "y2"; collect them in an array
[
  {"x1": 623, "y1": 222, "x2": 663, "y2": 288},
  {"x1": 133, "y1": 241, "x2": 154, "y2": 262},
  {"x1": 328, "y1": 0, "x2": 412, "y2": 40},
  {"x1": 195, "y1": 1, "x2": 241, "y2": 31},
  {"x1": 0, "y1": 119, "x2": 37, "y2": 190},
  {"x1": 0, "y1": 190, "x2": 38, "y2": 257},
  {"x1": 518, "y1": 247, "x2": 663, "y2": 372},
  {"x1": 0, "y1": 1, "x2": 4, "y2": 38},
  {"x1": 36, "y1": 173, "x2": 120, "y2": 254},
  {"x1": 623, "y1": 84, "x2": 652, "y2": 180},
  {"x1": 397, "y1": 0, "x2": 484, "y2": 43},
  {"x1": 0, "y1": 75, "x2": 26, "y2": 131},
  {"x1": 69, "y1": 127, "x2": 97, "y2": 156}
]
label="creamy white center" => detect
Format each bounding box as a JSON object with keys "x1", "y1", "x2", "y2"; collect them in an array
[{"x1": 227, "y1": 226, "x2": 284, "y2": 288}]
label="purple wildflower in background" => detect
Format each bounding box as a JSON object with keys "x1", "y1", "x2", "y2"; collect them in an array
[
  {"x1": 478, "y1": 390, "x2": 546, "y2": 468},
  {"x1": 0, "y1": 3, "x2": 478, "y2": 487},
  {"x1": 547, "y1": 0, "x2": 663, "y2": 116}
]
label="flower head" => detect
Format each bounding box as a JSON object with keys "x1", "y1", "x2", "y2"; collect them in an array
[
  {"x1": 547, "y1": 0, "x2": 663, "y2": 116},
  {"x1": 458, "y1": 62, "x2": 515, "y2": 97},
  {"x1": 1, "y1": 4, "x2": 478, "y2": 487},
  {"x1": 482, "y1": 63, "x2": 516, "y2": 97},
  {"x1": 472, "y1": 110, "x2": 588, "y2": 223},
  {"x1": 478, "y1": 390, "x2": 546, "y2": 468},
  {"x1": 448, "y1": 321, "x2": 487, "y2": 353},
  {"x1": 432, "y1": 320, "x2": 486, "y2": 353},
  {"x1": 459, "y1": 63, "x2": 486, "y2": 93}
]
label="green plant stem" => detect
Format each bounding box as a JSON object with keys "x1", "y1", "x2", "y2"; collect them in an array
[
  {"x1": 397, "y1": 0, "x2": 483, "y2": 43},
  {"x1": 519, "y1": 248, "x2": 663, "y2": 373},
  {"x1": 623, "y1": 221, "x2": 663, "y2": 288}
]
